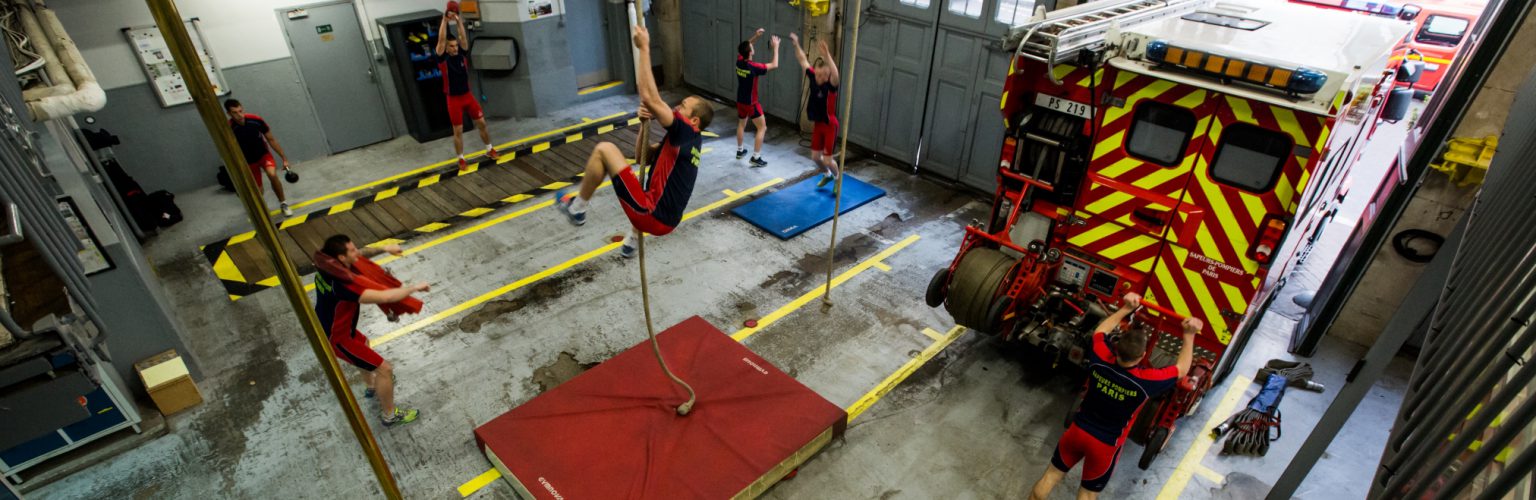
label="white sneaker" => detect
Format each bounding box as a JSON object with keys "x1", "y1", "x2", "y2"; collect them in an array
[{"x1": 281, "y1": 203, "x2": 293, "y2": 217}]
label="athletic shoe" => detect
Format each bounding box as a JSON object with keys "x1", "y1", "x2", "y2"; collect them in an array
[
  {"x1": 363, "y1": 388, "x2": 375, "y2": 399},
  {"x1": 281, "y1": 203, "x2": 293, "y2": 217},
  {"x1": 382, "y1": 407, "x2": 419, "y2": 427},
  {"x1": 817, "y1": 174, "x2": 832, "y2": 188},
  {"x1": 486, "y1": 147, "x2": 500, "y2": 161},
  {"x1": 619, "y1": 243, "x2": 636, "y2": 259},
  {"x1": 554, "y1": 189, "x2": 586, "y2": 226},
  {"x1": 750, "y1": 157, "x2": 767, "y2": 168},
  {"x1": 458, "y1": 158, "x2": 469, "y2": 171},
  {"x1": 736, "y1": 148, "x2": 748, "y2": 159}
]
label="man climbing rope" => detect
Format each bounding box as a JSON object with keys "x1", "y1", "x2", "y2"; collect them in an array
[
  {"x1": 554, "y1": 24, "x2": 714, "y2": 258},
  {"x1": 434, "y1": 10, "x2": 500, "y2": 171},
  {"x1": 789, "y1": 33, "x2": 841, "y2": 188},
  {"x1": 735, "y1": 28, "x2": 780, "y2": 167},
  {"x1": 1029, "y1": 293, "x2": 1203, "y2": 500},
  {"x1": 314, "y1": 234, "x2": 430, "y2": 427}
]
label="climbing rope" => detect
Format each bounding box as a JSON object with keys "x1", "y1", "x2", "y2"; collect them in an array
[
  {"x1": 821, "y1": 0, "x2": 866, "y2": 311},
  {"x1": 628, "y1": 0, "x2": 695, "y2": 416}
]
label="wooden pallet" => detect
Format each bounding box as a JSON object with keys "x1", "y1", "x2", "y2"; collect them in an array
[{"x1": 200, "y1": 116, "x2": 656, "y2": 300}]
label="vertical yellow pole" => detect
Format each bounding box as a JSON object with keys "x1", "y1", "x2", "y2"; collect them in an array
[{"x1": 141, "y1": 2, "x2": 402, "y2": 498}]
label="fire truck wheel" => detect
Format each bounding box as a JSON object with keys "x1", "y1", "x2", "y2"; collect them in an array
[
  {"x1": 925, "y1": 268, "x2": 950, "y2": 308},
  {"x1": 984, "y1": 295, "x2": 1012, "y2": 334},
  {"x1": 1138, "y1": 428, "x2": 1170, "y2": 470},
  {"x1": 944, "y1": 248, "x2": 1017, "y2": 333}
]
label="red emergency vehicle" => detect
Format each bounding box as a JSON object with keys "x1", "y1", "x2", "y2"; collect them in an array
[{"x1": 925, "y1": 0, "x2": 1409, "y2": 467}]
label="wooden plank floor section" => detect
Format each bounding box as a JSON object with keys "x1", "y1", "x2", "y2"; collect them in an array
[{"x1": 221, "y1": 125, "x2": 642, "y2": 286}]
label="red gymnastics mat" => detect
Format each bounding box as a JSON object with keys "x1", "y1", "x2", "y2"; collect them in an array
[{"x1": 473, "y1": 316, "x2": 847, "y2": 499}]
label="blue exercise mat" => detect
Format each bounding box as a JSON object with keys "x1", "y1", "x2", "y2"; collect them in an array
[{"x1": 732, "y1": 174, "x2": 886, "y2": 239}]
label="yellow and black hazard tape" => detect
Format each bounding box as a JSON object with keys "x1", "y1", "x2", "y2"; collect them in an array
[{"x1": 200, "y1": 113, "x2": 641, "y2": 300}]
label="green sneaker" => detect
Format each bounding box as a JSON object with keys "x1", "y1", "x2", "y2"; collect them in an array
[
  {"x1": 817, "y1": 174, "x2": 832, "y2": 188},
  {"x1": 383, "y1": 407, "x2": 419, "y2": 427}
]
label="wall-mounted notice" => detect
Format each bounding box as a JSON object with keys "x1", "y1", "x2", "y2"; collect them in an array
[{"x1": 123, "y1": 19, "x2": 230, "y2": 107}]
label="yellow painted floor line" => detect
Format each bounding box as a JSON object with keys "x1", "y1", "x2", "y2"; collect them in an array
[
  {"x1": 846, "y1": 326, "x2": 967, "y2": 422},
  {"x1": 1195, "y1": 464, "x2": 1225, "y2": 484},
  {"x1": 731, "y1": 235, "x2": 921, "y2": 343},
  {"x1": 921, "y1": 327, "x2": 945, "y2": 342},
  {"x1": 372, "y1": 178, "x2": 784, "y2": 348},
  {"x1": 577, "y1": 80, "x2": 625, "y2": 95},
  {"x1": 1156, "y1": 376, "x2": 1254, "y2": 500},
  {"x1": 277, "y1": 112, "x2": 629, "y2": 214},
  {"x1": 456, "y1": 468, "x2": 502, "y2": 497}
]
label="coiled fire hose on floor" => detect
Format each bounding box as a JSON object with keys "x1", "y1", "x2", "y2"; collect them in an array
[{"x1": 1213, "y1": 360, "x2": 1325, "y2": 456}]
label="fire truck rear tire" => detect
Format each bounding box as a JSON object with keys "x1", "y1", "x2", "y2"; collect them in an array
[
  {"x1": 944, "y1": 248, "x2": 1016, "y2": 333},
  {"x1": 1138, "y1": 428, "x2": 1170, "y2": 470},
  {"x1": 925, "y1": 268, "x2": 950, "y2": 308}
]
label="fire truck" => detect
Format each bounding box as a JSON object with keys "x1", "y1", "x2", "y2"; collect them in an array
[{"x1": 923, "y1": 0, "x2": 1410, "y2": 467}]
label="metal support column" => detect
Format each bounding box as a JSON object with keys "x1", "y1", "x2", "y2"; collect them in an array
[{"x1": 141, "y1": 1, "x2": 401, "y2": 497}]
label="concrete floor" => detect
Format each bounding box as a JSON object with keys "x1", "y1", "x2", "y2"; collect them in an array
[{"x1": 28, "y1": 92, "x2": 1413, "y2": 499}]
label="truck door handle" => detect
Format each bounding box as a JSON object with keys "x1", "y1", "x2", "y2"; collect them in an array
[{"x1": 1132, "y1": 207, "x2": 1170, "y2": 227}]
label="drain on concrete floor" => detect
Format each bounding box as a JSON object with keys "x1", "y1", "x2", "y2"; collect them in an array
[{"x1": 532, "y1": 351, "x2": 600, "y2": 393}]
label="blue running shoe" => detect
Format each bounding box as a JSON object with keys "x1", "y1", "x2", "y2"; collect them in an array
[
  {"x1": 619, "y1": 243, "x2": 636, "y2": 258},
  {"x1": 555, "y1": 189, "x2": 586, "y2": 226}
]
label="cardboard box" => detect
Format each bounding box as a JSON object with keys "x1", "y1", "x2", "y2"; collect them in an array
[{"x1": 135, "y1": 350, "x2": 202, "y2": 416}]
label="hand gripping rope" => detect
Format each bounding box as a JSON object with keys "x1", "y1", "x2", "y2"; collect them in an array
[{"x1": 628, "y1": 0, "x2": 696, "y2": 416}]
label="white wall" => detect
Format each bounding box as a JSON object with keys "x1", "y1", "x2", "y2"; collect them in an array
[{"x1": 50, "y1": 0, "x2": 437, "y2": 90}]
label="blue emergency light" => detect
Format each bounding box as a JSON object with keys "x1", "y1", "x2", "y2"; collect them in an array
[{"x1": 1145, "y1": 40, "x2": 1328, "y2": 95}]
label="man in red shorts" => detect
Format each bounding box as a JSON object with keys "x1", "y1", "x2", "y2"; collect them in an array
[
  {"x1": 554, "y1": 24, "x2": 712, "y2": 259},
  {"x1": 225, "y1": 99, "x2": 294, "y2": 216},
  {"x1": 734, "y1": 28, "x2": 779, "y2": 167},
  {"x1": 1030, "y1": 292, "x2": 1203, "y2": 499},
  {"x1": 790, "y1": 33, "x2": 841, "y2": 188},
  {"x1": 314, "y1": 234, "x2": 430, "y2": 427},
  {"x1": 434, "y1": 10, "x2": 500, "y2": 171}
]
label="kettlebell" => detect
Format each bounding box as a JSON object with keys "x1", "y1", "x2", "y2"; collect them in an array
[{"x1": 284, "y1": 168, "x2": 299, "y2": 184}]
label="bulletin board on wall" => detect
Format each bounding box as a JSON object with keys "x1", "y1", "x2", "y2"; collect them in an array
[{"x1": 122, "y1": 19, "x2": 231, "y2": 108}]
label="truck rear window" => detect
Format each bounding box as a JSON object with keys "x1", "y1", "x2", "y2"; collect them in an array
[
  {"x1": 1126, "y1": 102, "x2": 1197, "y2": 167},
  {"x1": 1416, "y1": 15, "x2": 1470, "y2": 46},
  {"x1": 1210, "y1": 124, "x2": 1290, "y2": 192}
]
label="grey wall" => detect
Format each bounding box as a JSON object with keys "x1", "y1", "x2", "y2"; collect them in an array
[
  {"x1": 85, "y1": 59, "x2": 337, "y2": 194},
  {"x1": 480, "y1": 16, "x2": 579, "y2": 118}
]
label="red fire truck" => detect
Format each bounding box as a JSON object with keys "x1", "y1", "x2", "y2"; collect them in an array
[{"x1": 924, "y1": 0, "x2": 1409, "y2": 467}]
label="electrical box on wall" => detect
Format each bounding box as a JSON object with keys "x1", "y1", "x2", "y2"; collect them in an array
[
  {"x1": 471, "y1": 38, "x2": 519, "y2": 71},
  {"x1": 479, "y1": 0, "x2": 564, "y2": 23}
]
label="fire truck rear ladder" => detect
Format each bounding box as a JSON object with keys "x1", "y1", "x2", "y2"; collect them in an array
[{"x1": 1006, "y1": 0, "x2": 1207, "y2": 84}]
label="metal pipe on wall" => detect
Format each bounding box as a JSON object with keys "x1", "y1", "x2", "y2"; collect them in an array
[
  {"x1": 1392, "y1": 155, "x2": 1536, "y2": 442},
  {"x1": 140, "y1": 1, "x2": 401, "y2": 498},
  {"x1": 1399, "y1": 231, "x2": 1536, "y2": 421},
  {"x1": 1430, "y1": 364, "x2": 1536, "y2": 499},
  {"x1": 1474, "y1": 443, "x2": 1536, "y2": 500},
  {"x1": 0, "y1": 134, "x2": 109, "y2": 337},
  {"x1": 1399, "y1": 162, "x2": 1536, "y2": 412}
]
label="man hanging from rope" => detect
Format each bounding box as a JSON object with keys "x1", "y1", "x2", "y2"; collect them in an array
[
  {"x1": 1029, "y1": 293, "x2": 1203, "y2": 500},
  {"x1": 789, "y1": 32, "x2": 841, "y2": 189},
  {"x1": 555, "y1": 24, "x2": 714, "y2": 258}
]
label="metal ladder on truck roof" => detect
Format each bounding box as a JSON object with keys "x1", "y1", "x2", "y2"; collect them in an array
[{"x1": 1006, "y1": 0, "x2": 1207, "y2": 83}]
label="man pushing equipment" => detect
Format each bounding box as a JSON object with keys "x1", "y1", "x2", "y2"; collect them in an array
[
  {"x1": 554, "y1": 24, "x2": 713, "y2": 258},
  {"x1": 435, "y1": 6, "x2": 501, "y2": 171},
  {"x1": 1030, "y1": 293, "x2": 1202, "y2": 500}
]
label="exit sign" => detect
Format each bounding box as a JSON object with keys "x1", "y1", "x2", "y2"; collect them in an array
[{"x1": 316, "y1": 24, "x2": 333, "y2": 34}]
